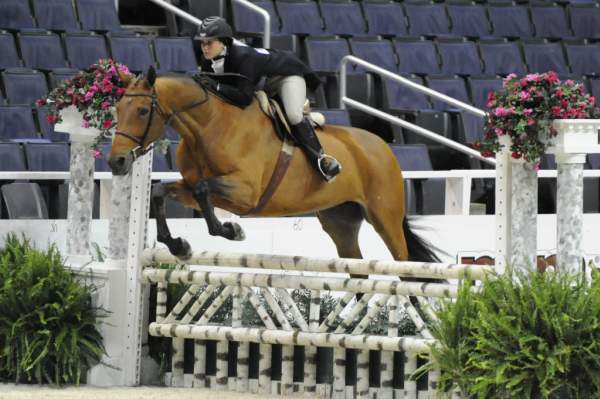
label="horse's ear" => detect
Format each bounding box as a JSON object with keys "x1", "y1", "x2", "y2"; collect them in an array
[{"x1": 146, "y1": 66, "x2": 157, "y2": 87}]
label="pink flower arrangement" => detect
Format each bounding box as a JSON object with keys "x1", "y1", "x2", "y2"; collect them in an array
[
  {"x1": 36, "y1": 59, "x2": 132, "y2": 142},
  {"x1": 474, "y1": 71, "x2": 600, "y2": 162}
]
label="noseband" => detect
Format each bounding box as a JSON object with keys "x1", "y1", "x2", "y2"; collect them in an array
[{"x1": 115, "y1": 84, "x2": 209, "y2": 160}]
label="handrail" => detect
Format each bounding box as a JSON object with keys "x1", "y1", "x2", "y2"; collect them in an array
[
  {"x1": 339, "y1": 56, "x2": 494, "y2": 165},
  {"x1": 148, "y1": 0, "x2": 270, "y2": 49}
]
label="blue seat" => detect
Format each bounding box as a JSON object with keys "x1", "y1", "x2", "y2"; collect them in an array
[
  {"x1": 447, "y1": 2, "x2": 491, "y2": 38},
  {"x1": 426, "y1": 75, "x2": 470, "y2": 111},
  {"x1": 48, "y1": 68, "x2": 80, "y2": 88},
  {"x1": 314, "y1": 108, "x2": 351, "y2": 126},
  {"x1": 349, "y1": 38, "x2": 397, "y2": 72},
  {"x1": 304, "y1": 36, "x2": 351, "y2": 73},
  {"x1": 0, "y1": 91, "x2": 5, "y2": 105},
  {"x1": 390, "y1": 143, "x2": 433, "y2": 171},
  {"x1": 0, "y1": 0, "x2": 35, "y2": 30},
  {"x1": 320, "y1": 0, "x2": 367, "y2": 36},
  {"x1": 2, "y1": 68, "x2": 49, "y2": 106},
  {"x1": 25, "y1": 142, "x2": 70, "y2": 171},
  {"x1": 522, "y1": 40, "x2": 570, "y2": 74},
  {"x1": 404, "y1": 2, "x2": 451, "y2": 37},
  {"x1": 394, "y1": 38, "x2": 440, "y2": 75},
  {"x1": 568, "y1": 4, "x2": 600, "y2": 39},
  {"x1": 1, "y1": 182, "x2": 49, "y2": 219},
  {"x1": 437, "y1": 39, "x2": 483, "y2": 75},
  {"x1": 457, "y1": 112, "x2": 485, "y2": 144},
  {"x1": 153, "y1": 150, "x2": 170, "y2": 172},
  {"x1": 36, "y1": 106, "x2": 70, "y2": 142},
  {"x1": 93, "y1": 141, "x2": 112, "y2": 171},
  {"x1": 478, "y1": 39, "x2": 527, "y2": 76},
  {"x1": 75, "y1": 0, "x2": 122, "y2": 32},
  {"x1": 18, "y1": 31, "x2": 68, "y2": 70},
  {"x1": 362, "y1": 0, "x2": 407, "y2": 37},
  {"x1": 382, "y1": 75, "x2": 430, "y2": 111},
  {"x1": 564, "y1": 40, "x2": 600, "y2": 76},
  {"x1": 0, "y1": 105, "x2": 39, "y2": 141},
  {"x1": 487, "y1": 4, "x2": 534, "y2": 38},
  {"x1": 154, "y1": 37, "x2": 198, "y2": 73},
  {"x1": 32, "y1": 0, "x2": 79, "y2": 32},
  {"x1": 232, "y1": 0, "x2": 280, "y2": 35},
  {"x1": 530, "y1": 4, "x2": 572, "y2": 39},
  {"x1": 467, "y1": 75, "x2": 503, "y2": 109},
  {"x1": 0, "y1": 142, "x2": 27, "y2": 171},
  {"x1": 64, "y1": 32, "x2": 110, "y2": 70},
  {"x1": 109, "y1": 34, "x2": 155, "y2": 73},
  {"x1": 277, "y1": 0, "x2": 324, "y2": 35},
  {"x1": 0, "y1": 32, "x2": 21, "y2": 69}
]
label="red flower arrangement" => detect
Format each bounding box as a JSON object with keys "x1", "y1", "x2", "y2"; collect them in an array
[
  {"x1": 474, "y1": 71, "x2": 600, "y2": 163},
  {"x1": 37, "y1": 59, "x2": 132, "y2": 148}
]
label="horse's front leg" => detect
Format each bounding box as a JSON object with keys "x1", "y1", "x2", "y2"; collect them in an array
[
  {"x1": 152, "y1": 181, "x2": 192, "y2": 260},
  {"x1": 193, "y1": 178, "x2": 246, "y2": 241}
]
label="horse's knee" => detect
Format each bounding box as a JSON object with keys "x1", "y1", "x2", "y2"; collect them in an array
[
  {"x1": 151, "y1": 182, "x2": 167, "y2": 200},
  {"x1": 192, "y1": 180, "x2": 210, "y2": 199}
]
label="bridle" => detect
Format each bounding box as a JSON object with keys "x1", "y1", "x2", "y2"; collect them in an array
[{"x1": 114, "y1": 83, "x2": 209, "y2": 160}]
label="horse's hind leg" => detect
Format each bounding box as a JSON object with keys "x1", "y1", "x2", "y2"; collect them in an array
[
  {"x1": 152, "y1": 181, "x2": 195, "y2": 260},
  {"x1": 317, "y1": 202, "x2": 364, "y2": 263}
]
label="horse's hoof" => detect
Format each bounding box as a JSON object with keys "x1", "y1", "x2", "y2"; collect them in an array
[
  {"x1": 224, "y1": 221, "x2": 246, "y2": 241},
  {"x1": 171, "y1": 237, "x2": 192, "y2": 261}
]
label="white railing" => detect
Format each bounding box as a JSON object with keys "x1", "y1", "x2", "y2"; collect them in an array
[
  {"x1": 148, "y1": 0, "x2": 271, "y2": 48},
  {"x1": 339, "y1": 55, "x2": 495, "y2": 166}
]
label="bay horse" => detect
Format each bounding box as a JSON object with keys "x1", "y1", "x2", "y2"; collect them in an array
[{"x1": 108, "y1": 67, "x2": 440, "y2": 273}]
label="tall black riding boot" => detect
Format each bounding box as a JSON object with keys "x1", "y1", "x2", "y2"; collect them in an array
[{"x1": 292, "y1": 119, "x2": 341, "y2": 181}]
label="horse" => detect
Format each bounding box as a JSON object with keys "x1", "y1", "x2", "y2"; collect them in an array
[{"x1": 108, "y1": 67, "x2": 440, "y2": 276}]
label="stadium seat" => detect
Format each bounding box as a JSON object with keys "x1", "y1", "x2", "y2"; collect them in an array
[
  {"x1": 568, "y1": 3, "x2": 600, "y2": 39},
  {"x1": 1, "y1": 183, "x2": 49, "y2": 219},
  {"x1": 36, "y1": 106, "x2": 70, "y2": 142},
  {"x1": 314, "y1": 108, "x2": 352, "y2": 126},
  {"x1": 175, "y1": 0, "x2": 226, "y2": 36},
  {"x1": 232, "y1": 0, "x2": 280, "y2": 36},
  {"x1": 467, "y1": 75, "x2": 503, "y2": 109},
  {"x1": 478, "y1": 39, "x2": 527, "y2": 76},
  {"x1": 93, "y1": 141, "x2": 112, "y2": 171},
  {"x1": 0, "y1": 0, "x2": 35, "y2": 30},
  {"x1": 0, "y1": 105, "x2": 39, "y2": 141},
  {"x1": 48, "y1": 68, "x2": 80, "y2": 88},
  {"x1": 0, "y1": 142, "x2": 27, "y2": 171},
  {"x1": 108, "y1": 34, "x2": 155, "y2": 73},
  {"x1": 277, "y1": 0, "x2": 324, "y2": 35},
  {"x1": 487, "y1": 4, "x2": 534, "y2": 38},
  {"x1": 564, "y1": 40, "x2": 600, "y2": 76},
  {"x1": 320, "y1": 0, "x2": 367, "y2": 36},
  {"x1": 154, "y1": 37, "x2": 198, "y2": 73},
  {"x1": 0, "y1": 92, "x2": 5, "y2": 106},
  {"x1": 64, "y1": 32, "x2": 110, "y2": 70},
  {"x1": 153, "y1": 150, "x2": 170, "y2": 172},
  {"x1": 349, "y1": 37, "x2": 397, "y2": 72},
  {"x1": 447, "y1": 1, "x2": 491, "y2": 38},
  {"x1": 404, "y1": 1, "x2": 451, "y2": 37},
  {"x1": 304, "y1": 36, "x2": 351, "y2": 73},
  {"x1": 389, "y1": 144, "x2": 445, "y2": 215},
  {"x1": 24, "y1": 142, "x2": 70, "y2": 171},
  {"x1": 522, "y1": 39, "x2": 570, "y2": 74},
  {"x1": 361, "y1": 0, "x2": 408, "y2": 37},
  {"x1": 1, "y1": 68, "x2": 49, "y2": 106},
  {"x1": 75, "y1": 0, "x2": 122, "y2": 32},
  {"x1": 0, "y1": 32, "x2": 22, "y2": 69},
  {"x1": 394, "y1": 38, "x2": 441, "y2": 75},
  {"x1": 530, "y1": 4, "x2": 572, "y2": 39},
  {"x1": 382, "y1": 75, "x2": 430, "y2": 113},
  {"x1": 32, "y1": 0, "x2": 80, "y2": 32},
  {"x1": 437, "y1": 38, "x2": 483, "y2": 76},
  {"x1": 426, "y1": 75, "x2": 471, "y2": 111},
  {"x1": 17, "y1": 31, "x2": 68, "y2": 70}
]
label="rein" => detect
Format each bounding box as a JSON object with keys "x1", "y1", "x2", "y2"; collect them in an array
[{"x1": 115, "y1": 84, "x2": 209, "y2": 160}]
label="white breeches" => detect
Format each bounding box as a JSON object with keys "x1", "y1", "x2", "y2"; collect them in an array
[{"x1": 265, "y1": 75, "x2": 306, "y2": 125}]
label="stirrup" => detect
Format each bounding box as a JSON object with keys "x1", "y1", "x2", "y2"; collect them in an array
[{"x1": 317, "y1": 153, "x2": 341, "y2": 182}]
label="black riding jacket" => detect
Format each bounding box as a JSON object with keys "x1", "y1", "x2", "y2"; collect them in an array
[{"x1": 198, "y1": 44, "x2": 321, "y2": 107}]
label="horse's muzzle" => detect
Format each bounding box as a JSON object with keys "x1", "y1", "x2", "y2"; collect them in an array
[{"x1": 108, "y1": 154, "x2": 133, "y2": 176}]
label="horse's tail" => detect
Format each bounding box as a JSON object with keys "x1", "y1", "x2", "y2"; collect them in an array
[{"x1": 402, "y1": 217, "x2": 441, "y2": 263}]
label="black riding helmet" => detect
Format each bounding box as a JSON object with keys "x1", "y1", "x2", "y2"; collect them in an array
[{"x1": 197, "y1": 16, "x2": 233, "y2": 45}]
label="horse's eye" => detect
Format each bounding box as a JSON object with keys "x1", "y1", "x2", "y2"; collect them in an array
[{"x1": 138, "y1": 108, "x2": 149, "y2": 117}]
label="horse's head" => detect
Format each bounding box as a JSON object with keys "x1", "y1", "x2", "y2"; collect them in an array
[{"x1": 108, "y1": 66, "x2": 171, "y2": 175}]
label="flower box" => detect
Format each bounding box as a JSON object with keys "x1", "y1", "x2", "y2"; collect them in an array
[{"x1": 546, "y1": 119, "x2": 600, "y2": 155}]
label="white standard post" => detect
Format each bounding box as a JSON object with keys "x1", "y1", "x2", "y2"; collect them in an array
[
  {"x1": 56, "y1": 106, "x2": 98, "y2": 264},
  {"x1": 495, "y1": 135, "x2": 538, "y2": 273},
  {"x1": 549, "y1": 120, "x2": 600, "y2": 274}
]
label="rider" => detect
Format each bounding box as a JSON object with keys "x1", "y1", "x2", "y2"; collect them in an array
[{"x1": 195, "y1": 16, "x2": 341, "y2": 182}]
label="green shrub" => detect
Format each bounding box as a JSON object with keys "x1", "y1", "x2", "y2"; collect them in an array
[
  {"x1": 420, "y1": 270, "x2": 600, "y2": 398},
  {"x1": 0, "y1": 234, "x2": 105, "y2": 385}
]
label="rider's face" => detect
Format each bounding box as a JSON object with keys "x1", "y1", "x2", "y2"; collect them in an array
[{"x1": 201, "y1": 39, "x2": 225, "y2": 60}]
